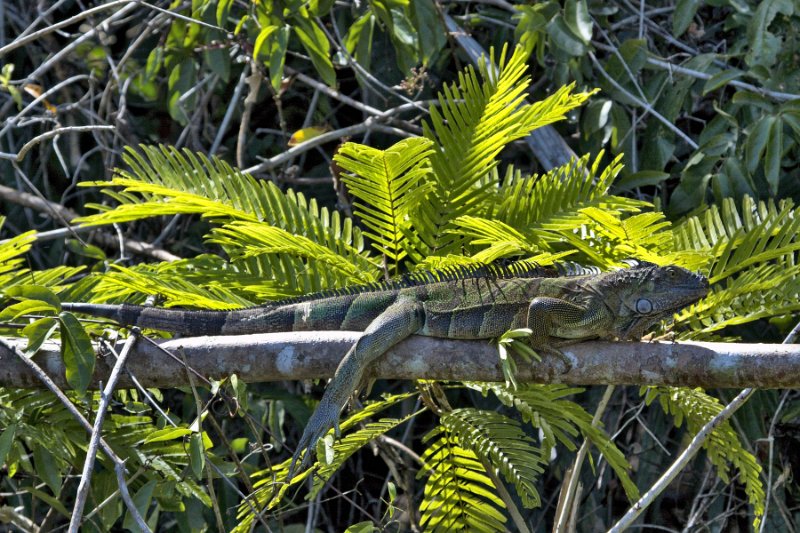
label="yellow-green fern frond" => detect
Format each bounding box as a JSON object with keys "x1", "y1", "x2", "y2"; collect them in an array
[
  {"x1": 208, "y1": 222, "x2": 379, "y2": 286},
  {"x1": 440, "y1": 408, "x2": 547, "y2": 508},
  {"x1": 451, "y1": 153, "x2": 646, "y2": 263},
  {"x1": 413, "y1": 44, "x2": 596, "y2": 253},
  {"x1": 673, "y1": 196, "x2": 800, "y2": 337},
  {"x1": 335, "y1": 137, "x2": 435, "y2": 270},
  {"x1": 0, "y1": 216, "x2": 37, "y2": 279},
  {"x1": 418, "y1": 430, "x2": 507, "y2": 532},
  {"x1": 77, "y1": 145, "x2": 370, "y2": 266}
]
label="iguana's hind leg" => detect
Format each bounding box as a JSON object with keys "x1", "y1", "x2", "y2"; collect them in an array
[{"x1": 288, "y1": 299, "x2": 424, "y2": 478}]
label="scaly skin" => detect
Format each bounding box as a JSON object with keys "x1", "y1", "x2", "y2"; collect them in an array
[{"x1": 60, "y1": 262, "x2": 709, "y2": 476}]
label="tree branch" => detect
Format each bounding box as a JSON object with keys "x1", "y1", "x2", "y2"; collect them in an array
[{"x1": 1, "y1": 333, "x2": 799, "y2": 389}]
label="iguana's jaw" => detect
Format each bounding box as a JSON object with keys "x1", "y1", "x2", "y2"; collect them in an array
[{"x1": 610, "y1": 266, "x2": 709, "y2": 340}]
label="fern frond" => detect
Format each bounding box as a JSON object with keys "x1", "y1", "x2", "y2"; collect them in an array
[
  {"x1": 673, "y1": 196, "x2": 800, "y2": 337},
  {"x1": 77, "y1": 145, "x2": 370, "y2": 260},
  {"x1": 480, "y1": 383, "x2": 639, "y2": 501},
  {"x1": 440, "y1": 408, "x2": 546, "y2": 508},
  {"x1": 643, "y1": 387, "x2": 765, "y2": 527},
  {"x1": 309, "y1": 412, "x2": 419, "y2": 498},
  {"x1": 418, "y1": 430, "x2": 507, "y2": 532},
  {"x1": 0, "y1": 217, "x2": 36, "y2": 279},
  {"x1": 208, "y1": 222, "x2": 379, "y2": 286},
  {"x1": 677, "y1": 264, "x2": 800, "y2": 338},
  {"x1": 86, "y1": 259, "x2": 257, "y2": 309},
  {"x1": 451, "y1": 153, "x2": 647, "y2": 263},
  {"x1": 335, "y1": 138, "x2": 435, "y2": 269},
  {"x1": 675, "y1": 196, "x2": 800, "y2": 283},
  {"x1": 412, "y1": 45, "x2": 595, "y2": 252}
]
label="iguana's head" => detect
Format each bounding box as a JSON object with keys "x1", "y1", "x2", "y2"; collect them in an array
[{"x1": 601, "y1": 262, "x2": 709, "y2": 340}]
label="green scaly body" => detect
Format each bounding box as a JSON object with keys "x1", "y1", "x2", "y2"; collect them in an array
[{"x1": 61, "y1": 261, "x2": 709, "y2": 473}]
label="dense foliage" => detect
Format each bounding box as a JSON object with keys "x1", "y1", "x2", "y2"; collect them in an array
[{"x1": 1, "y1": 1, "x2": 799, "y2": 531}]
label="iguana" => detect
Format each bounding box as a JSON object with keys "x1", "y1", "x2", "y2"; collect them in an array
[{"x1": 60, "y1": 261, "x2": 709, "y2": 473}]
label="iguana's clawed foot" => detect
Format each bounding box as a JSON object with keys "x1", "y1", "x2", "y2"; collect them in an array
[{"x1": 286, "y1": 399, "x2": 342, "y2": 481}]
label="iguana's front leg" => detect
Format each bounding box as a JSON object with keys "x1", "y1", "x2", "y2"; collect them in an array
[
  {"x1": 526, "y1": 296, "x2": 610, "y2": 365},
  {"x1": 289, "y1": 298, "x2": 424, "y2": 476}
]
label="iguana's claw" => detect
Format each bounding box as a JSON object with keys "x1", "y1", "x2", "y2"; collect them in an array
[{"x1": 286, "y1": 399, "x2": 342, "y2": 481}]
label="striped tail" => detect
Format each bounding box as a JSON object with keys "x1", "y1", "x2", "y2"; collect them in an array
[{"x1": 61, "y1": 303, "x2": 238, "y2": 336}]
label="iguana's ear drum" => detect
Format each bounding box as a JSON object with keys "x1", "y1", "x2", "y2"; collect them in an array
[{"x1": 635, "y1": 298, "x2": 653, "y2": 314}]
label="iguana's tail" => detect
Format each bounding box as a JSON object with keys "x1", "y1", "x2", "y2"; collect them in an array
[{"x1": 60, "y1": 303, "x2": 269, "y2": 336}]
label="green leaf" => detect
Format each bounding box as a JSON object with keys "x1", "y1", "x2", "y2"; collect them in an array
[
  {"x1": 745, "y1": 0, "x2": 793, "y2": 68},
  {"x1": 216, "y1": 0, "x2": 234, "y2": 26},
  {"x1": 702, "y1": 69, "x2": 744, "y2": 95},
  {"x1": 764, "y1": 116, "x2": 783, "y2": 195},
  {"x1": 268, "y1": 26, "x2": 290, "y2": 93},
  {"x1": 123, "y1": 479, "x2": 157, "y2": 531},
  {"x1": 33, "y1": 445, "x2": 62, "y2": 497},
  {"x1": 294, "y1": 18, "x2": 336, "y2": 86},
  {"x1": 0, "y1": 299, "x2": 58, "y2": 322},
  {"x1": 253, "y1": 25, "x2": 277, "y2": 60},
  {"x1": 22, "y1": 317, "x2": 59, "y2": 357},
  {"x1": 24, "y1": 486, "x2": 70, "y2": 517},
  {"x1": 672, "y1": 0, "x2": 700, "y2": 37},
  {"x1": 613, "y1": 170, "x2": 671, "y2": 192},
  {"x1": 0, "y1": 424, "x2": 16, "y2": 467},
  {"x1": 58, "y1": 311, "x2": 95, "y2": 395},
  {"x1": 3, "y1": 285, "x2": 60, "y2": 309},
  {"x1": 547, "y1": 16, "x2": 586, "y2": 56},
  {"x1": 167, "y1": 59, "x2": 197, "y2": 125},
  {"x1": 410, "y1": 0, "x2": 446, "y2": 65},
  {"x1": 564, "y1": 0, "x2": 592, "y2": 44},
  {"x1": 344, "y1": 11, "x2": 375, "y2": 70},
  {"x1": 189, "y1": 432, "x2": 205, "y2": 479},
  {"x1": 745, "y1": 115, "x2": 776, "y2": 174},
  {"x1": 66, "y1": 239, "x2": 107, "y2": 260},
  {"x1": 144, "y1": 427, "x2": 193, "y2": 444}
]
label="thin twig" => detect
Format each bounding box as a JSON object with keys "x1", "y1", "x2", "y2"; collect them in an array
[
  {"x1": 69, "y1": 331, "x2": 139, "y2": 533},
  {"x1": 243, "y1": 118, "x2": 414, "y2": 174},
  {"x1": 237, "y1": 66, "x2": 261, "y2": 169},
  {"x1": 587, "y1": 52, "x2": 699, "y2": 150},
  {"x1": 16, "y1": 125, "x2": 115, "y2": 162},
  {"x1": 554, "y1": 385, "x2": 615, "y2": 532},
  {"x1": 26, "y1": 2, "x2": 140, "y2": 82},
  {"x1": 0, "y1": 0, "x2": 131, "y2": 58}
]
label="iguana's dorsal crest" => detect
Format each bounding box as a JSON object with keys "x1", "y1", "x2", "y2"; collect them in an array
[{"x1": 274, "y1": 261, "x2": 559, "y2": 305}]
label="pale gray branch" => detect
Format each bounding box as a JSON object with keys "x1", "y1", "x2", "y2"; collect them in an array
[{"x1": 1, "y1": 334, "x2": 799, "y2": 389}]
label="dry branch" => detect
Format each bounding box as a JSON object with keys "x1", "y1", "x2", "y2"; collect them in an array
[{"x1": 1, "y1": 333, "x2": 799, "y2": 389}]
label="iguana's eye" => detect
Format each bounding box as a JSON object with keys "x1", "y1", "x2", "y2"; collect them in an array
[{"x1": 635, "y1": 298, "x2": 653, "y2": 314}]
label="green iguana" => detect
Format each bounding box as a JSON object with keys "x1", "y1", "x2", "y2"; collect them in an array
[{"x1": 61, "y1": 261, "x2": 709, "y2": 474}]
